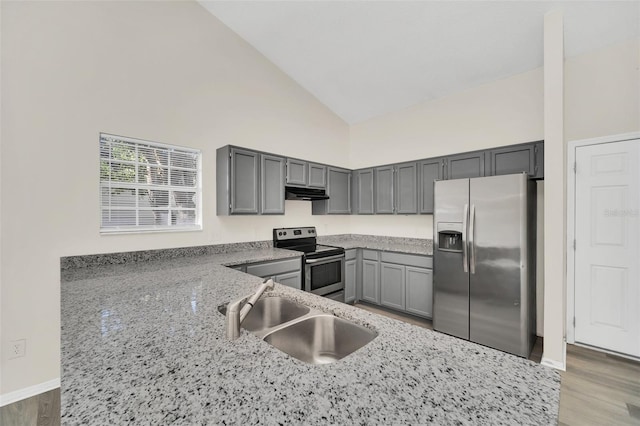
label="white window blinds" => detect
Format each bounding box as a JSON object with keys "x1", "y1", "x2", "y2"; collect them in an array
[{"x1": 100, "y1": 133, "x2": 202, "y2": 233}]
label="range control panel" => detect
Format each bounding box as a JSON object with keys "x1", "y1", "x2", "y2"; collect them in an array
[{"x1": 273, "y1": 227, "x2": 316, "y2": 241}]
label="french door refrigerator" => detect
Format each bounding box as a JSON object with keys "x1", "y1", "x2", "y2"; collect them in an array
[{"x1": 433, "y1": 173, "x2": 536, "y2": 357}]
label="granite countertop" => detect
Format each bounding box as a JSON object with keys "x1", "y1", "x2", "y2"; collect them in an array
[{"x1": 61, "y1": 239, "x2": 559, "y2": 425}]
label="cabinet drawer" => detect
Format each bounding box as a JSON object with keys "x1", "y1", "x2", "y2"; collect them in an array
[
  {"x1": 246, "y1": 257, "x2": 301, "y2": 277},
  {"x1": 362, "y1": 249, "x2": 379, "y2": 261},
  {"x1": 380, "y1": 252, "x2": 432, "y2": 269},
  {"x1": 345, "y1": 249, "x2": 357, "y2": 260}
]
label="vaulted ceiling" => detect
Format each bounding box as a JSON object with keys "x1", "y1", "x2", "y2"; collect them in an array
[{"x1": 200, "y1": 1, "x2": 640, "y2": 124}]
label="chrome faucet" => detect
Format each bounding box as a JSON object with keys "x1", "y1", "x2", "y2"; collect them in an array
[{"x1": 225, "y1": 278, "x2": 275, "y2": 340}]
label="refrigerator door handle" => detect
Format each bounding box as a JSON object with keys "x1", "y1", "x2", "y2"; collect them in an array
[
  {"x1": 462, "y1": 203, "x2": 469, "y2": 272},
  {"x1": 469, "y1": 204, "x2": 476, "y2": 274}
]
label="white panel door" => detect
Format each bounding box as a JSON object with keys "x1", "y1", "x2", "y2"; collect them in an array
[{"x1": 574, "y1": 139, "x2": 640, "y2": 357}]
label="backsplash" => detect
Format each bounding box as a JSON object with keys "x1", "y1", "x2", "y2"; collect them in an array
[{"x1": 319, "y1": 234, "x2": 432, "y2": 248}]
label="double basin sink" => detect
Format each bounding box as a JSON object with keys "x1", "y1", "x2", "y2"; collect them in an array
[{"x1": 219, "y1": 296, "x2": 377, "y2": 364}]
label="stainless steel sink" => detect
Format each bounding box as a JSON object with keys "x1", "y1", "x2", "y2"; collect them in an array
[
  {"x1": 263, "y1": 314, "x2": 378, "y2": 364},
  {"x1": 218, "y1": 296, "x2": 310, "y2": 333}
]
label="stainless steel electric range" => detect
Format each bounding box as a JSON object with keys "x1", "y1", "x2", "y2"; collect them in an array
[{"x1": 273, "y1": 227, "x2": 345, "y2": 302}]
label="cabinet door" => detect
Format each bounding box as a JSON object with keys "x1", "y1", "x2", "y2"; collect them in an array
[
  {"x1": 260, "y1": 154, "x2": 285, "y2": 214},
  {"x1": 446, "y1": 152, "x2": 485, "y2": 180},
  {"x1": 275, "y1": 271, "x2": 302, "y2": 290},
  {"x1": 419, "y1": 158, "x2": 443, "y2": 214},
  {"x1": 375, "y1": 166, "x2": 394, "y2": 214},
  {"x1": 488, "y1": 144, "x2": 536, "y2": 177},
  {"x1": 405, "y1": 266, "x2": 433, "y2": 318},
  {"x1": 361, "y1": 259, "x2": 380, "y2": 304},
  {"x1": 395, "y1": 162, "x2": 418, "y2": 214},
  {"x1": 345, "y1": 259, "x2": 357, "y2": 303},
  {"x1": 380, "y1": 262, "x2": 406, "y2": 310},
  {"x1": 308, "y1": 163, "x2": 327, "y2": 188},
  {"x1": 286, "y1": 158, "x2": 307, "y2": 186},
  {"x1": 356, "y1": 169, "x2": 374, "y2": 214},
  {"x1": 327, "y1": 167, "x2": 351, "y2": 214},
  {"x1": 230, "y1": 148, "x2": 259, "y2": 214}
]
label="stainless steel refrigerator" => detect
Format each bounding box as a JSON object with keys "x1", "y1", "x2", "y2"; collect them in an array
[{"x1": 433, "y1": 173, "x2": 536, "y2": 357}]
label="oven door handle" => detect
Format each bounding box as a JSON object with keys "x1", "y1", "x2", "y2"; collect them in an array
[{"x1": 305, "y1": 254, "x2": 345, "y2": 264}]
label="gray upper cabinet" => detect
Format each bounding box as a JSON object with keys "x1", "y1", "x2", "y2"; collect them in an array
[
  {"x1": 260, "y1": 154, "x2": 285, "y2": 215},
  {"x1": 534, "y1": 142, "x2": 544, "y2": 179},
  {"x1": 312, "y1": 167, "x2": 351, "y2": 214},
  {"x1": 286, "y1": 158, "x2": 307, "y2": 186},
  {"x1": 446, "y1": 151, "x2": 485, "y2": 180},
  {"x1": 375, "y1": 166, "x2": 394, "y2": 214},
  {"x1": 217, "y1": 146, "x2": 259, "y2": 215},
  {"x1": 308, "y1": 163, "x2": 327, "y2": 188},
  {"x1": 487, "y1": 143, "x2": 533, "y2": 177},
  {"x1": 395, "y1": 162, "x2": 418, "y2": 214},
  {"x1": 419, "y1": 158, "x2": 443, "y2": 214},
  {"x1": 486, "y1": 141, "x2": 544, "y2": 179},
  {"x1": 354, "y1": 168, "x2": 374, "y2": 214},
  {"x1": 218, "y1": 141, "x2": 542, "y2": 216}
]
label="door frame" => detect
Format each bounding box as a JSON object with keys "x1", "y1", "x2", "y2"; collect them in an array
[{"x1": 566, "y1": 131, "x2": 640, "y2": 345}]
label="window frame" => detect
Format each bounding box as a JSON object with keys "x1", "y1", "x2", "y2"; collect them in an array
[{"x1": 99, "y1": 133, "x2": 203, "y2": 234}]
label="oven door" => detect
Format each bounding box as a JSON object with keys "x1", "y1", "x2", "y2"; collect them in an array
[{"x1": 304, "y1": 254, "x2": 345, "y2": 297}]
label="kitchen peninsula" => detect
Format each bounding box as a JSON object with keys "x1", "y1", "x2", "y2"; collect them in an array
[{"x1": 61, "y1": 237, "x2": 560, "y2": 425}]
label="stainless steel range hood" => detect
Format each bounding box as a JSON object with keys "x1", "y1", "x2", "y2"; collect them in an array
[{"x1": 285, "y1": 186, "x2": 329, "y2": 201}]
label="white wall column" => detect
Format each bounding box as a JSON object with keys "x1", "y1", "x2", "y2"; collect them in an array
[{"x1": 542, "y1": 9, "x2": 566, "y2": 370}]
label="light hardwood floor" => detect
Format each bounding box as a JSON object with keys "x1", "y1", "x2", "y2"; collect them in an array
[
  {"x1": 0, "y1": 387, "x2": 60, "y2": 426},
  {"x1": 2, "y1": 304, "x2": 639, "y2": 425}
]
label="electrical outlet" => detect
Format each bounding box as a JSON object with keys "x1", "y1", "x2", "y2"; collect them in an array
[{"x1": 8, "y1": 339, "x2": 26, "y2": 359}]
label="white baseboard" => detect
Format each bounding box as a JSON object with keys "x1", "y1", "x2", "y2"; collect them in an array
[
  {"x1": 541, "y1": 357, "x2": 565, "y2": 371},
  {"x1": 541, "y1": 340, "x2": 567, "y2": 371},
  {"x1": 0, "y1": 378, "x2": 60, "y2": 407}
]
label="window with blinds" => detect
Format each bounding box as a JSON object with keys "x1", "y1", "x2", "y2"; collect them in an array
[{"x1": 100, "y1": 133, "x2": 202, "y2": 233}]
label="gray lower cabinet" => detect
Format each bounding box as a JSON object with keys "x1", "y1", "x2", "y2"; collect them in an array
[
  {"x1": 395, "y1": 162, "x2": 418, "y2": 214},
  {"x1": 359, "y1": 250, "x2": 432, "y2": 319},
  {"x1": 405, "y1": 266, "x2": 433, "y2": 318},
  {"x1": 486, "y1": 141, "x2": 544, "y2": 179},
  {"x1": 345, "y1": 258, "x2": 357, "y2": 303},
  {"x1": 375, "y1": 166, "x2": 394, "y2": 214},
  {"x1": 308, "y1": 163, "x2": 327, "y2": 188},
  {"x1": 217, "y1": 146, "x2": 260, "y2": 215},
  {"x1": 244, "y1": 257, "x2": 302, "y2": 290},
  {"x1": 260, "y1": 154, "x2": 285, "y2": 214},
  {"x1": 312, "y1": 167, "x2": 351, "y2": 214},
  {"x1": 286, "y1": 158, "x2": 307, "y2": 186},
  {"x1": 446, "y1": 151, "x2": 485, "y2": 180},
  {"x1": 354, "y1": 168, "x2": 374, "y2": 214},
  {"x1": 361, "y1": 256, "x2": 380, "y2": 304},
  {"x1": 419, "y1": 158, "x2": 443, "y2": 214},
  {"x1": 274, "y1": 271, "x2": 302, "y2": 290},
  {"x1": 380, "y1": 262, "x2": 405, "y2": 310}
]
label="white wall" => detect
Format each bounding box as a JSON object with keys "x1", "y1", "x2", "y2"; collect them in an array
[
  {"x1": 0, "y1": 1, "x2": 350, "y2": 396},
  {"x1": 349, "y1": 67, "x2": 544, "y2": 240},
  {"x1": 565, "y1": 37, "x2": 640, "y2": 140}
]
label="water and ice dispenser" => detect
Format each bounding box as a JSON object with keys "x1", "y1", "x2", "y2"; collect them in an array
[{"x1": 437, "y1": 223, "x2": 463, "y2": 252}]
